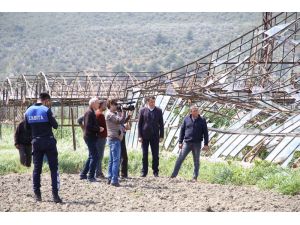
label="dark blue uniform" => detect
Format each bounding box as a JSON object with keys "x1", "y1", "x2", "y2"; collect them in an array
[{"x1": 25, "y1": 103, "x2": 60, "y2": 195}]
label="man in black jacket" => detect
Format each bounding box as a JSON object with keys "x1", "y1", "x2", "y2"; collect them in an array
[
  {"x1": 138, "y1": 96, "x2": 164, "y2": 177},
  {"x1": 80, "y1": 97, "x2": 104, "y2": 182},
  {"x1": 170, "y1": 105, "x2": 209, "y2": 182},
  {"x1": 14, "y1": 119, "x2": 32, "y2": 167},
  {"x1": 25, "y1": 92, "x2": 62, "y2": 203}
]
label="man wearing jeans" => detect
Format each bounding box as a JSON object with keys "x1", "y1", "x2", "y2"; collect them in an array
[
  {"x1": 170, "y1": 105, "x2": 209, "y2": 182},
  {"x1": 80, "y1": 97, "x2": 104, "y2": 182},
  {"x1": 77, "y1": 100, "x2": 106, "y2": 178},
  {"x1": 105, "y1": 99, "x2": 129, "y2": 187}
]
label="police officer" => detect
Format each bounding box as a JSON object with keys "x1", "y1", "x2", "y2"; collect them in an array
[{"x1": 25, "y1": 92, "x2": 62, "y2": 203}]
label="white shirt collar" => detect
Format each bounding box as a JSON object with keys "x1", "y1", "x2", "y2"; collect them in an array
[{"x1": 147, "y1": 105, "x2": 155, "y2": 111}]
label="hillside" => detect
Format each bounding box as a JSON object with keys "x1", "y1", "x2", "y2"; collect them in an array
[{"x1": 0, "y1": 12, "x2": 261, "y2": 78}]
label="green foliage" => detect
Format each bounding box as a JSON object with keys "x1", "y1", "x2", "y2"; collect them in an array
[
  {"x1": 277, "y1": 175, "x2": 300, "y2": 195},
  {"x1": 257, "y1": 146, "x2": 269, "y2": 160},
  {"x1": 0, "y1": 125, "x2": 14, "y2": 150},
  {"x1": 112, "y1": 64, "x2": 125, "y2": 72},
  {"x1": 2, "y1": 124, "x2": 299, "y2": 195},
  {"x1": 146, "y1": 61, "x2": 161, "y2": 72},
  {"x1": 155, "y1": 32, "x2": 169, "y2": 45},
  {"x1": 0, "y1": 150, "x2": 31, "y2": 175},
  {"x1": 288, "y1": 150, "x2": 300, "y2": 167},
  {"x1": 0, "y1": 12, "x2": 261, "y2": 76},
  {"x1": 205, "y1": 108, "x2": 238, "y2": 128},
  {"x1": 58, "y1": 150, "x2": 86, "y2": 174}
]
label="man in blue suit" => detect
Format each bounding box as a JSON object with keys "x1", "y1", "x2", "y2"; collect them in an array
[{"x1": 25, "y1": 92, "x2": 62, "y2": 203}]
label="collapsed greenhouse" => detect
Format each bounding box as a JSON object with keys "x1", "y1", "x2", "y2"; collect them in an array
[{"x1": 0, "y1": 12, "x2": 299, "y2": 167}]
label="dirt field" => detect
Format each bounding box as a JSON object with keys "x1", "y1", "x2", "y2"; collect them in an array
[{"x1": 1, "y1": 173, "x2": 300, "y2": 212}]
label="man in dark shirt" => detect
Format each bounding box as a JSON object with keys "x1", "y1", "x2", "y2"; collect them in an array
[
  {"x1": 80, "y1": 97, "x2": 104, "y2": 182},
  {"x1": 14, "y1": 119, "x2": 32, "y2": 167},
  {"x1": 119, "y1": 112, "x2": 132, "y2": 179},
  {"x1": 138, "y1": 96, "x2": 164, "y2": 177},
  {"x1": 24, "y1": 92, "x2": 62, "y2": 203},
  {"x1": 170, "y1": 105, "x2": 209, "y2": 182}
]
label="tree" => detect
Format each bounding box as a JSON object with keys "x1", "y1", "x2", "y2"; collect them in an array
[
  {"x1": 112, "y1": 64, "x2": 125, "y2": 72},
  {"x1": 146, "y1": 61, "x2": 160, "y2": 72},
  {"x1": 163, "y1": 52, "x2": 177, "y2": 68},
  {"x1": 186, "y1": 30, "x2": 193, "y2": 41},
  {"x1": 155, "y1": 32, "x2": 168, "y2": 45}
]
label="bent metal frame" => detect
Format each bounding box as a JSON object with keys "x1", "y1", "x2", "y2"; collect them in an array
[{"x1": 1, "y1": 12, "x2": 299, "y2": 167}]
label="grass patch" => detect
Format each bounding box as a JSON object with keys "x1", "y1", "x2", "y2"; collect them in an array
[
  {"x1": 1, "y1": 148, "x2": 300, "y2": 195},
  {"x1": 1, "y1": 125, "x2": 300, "y2": 195}
]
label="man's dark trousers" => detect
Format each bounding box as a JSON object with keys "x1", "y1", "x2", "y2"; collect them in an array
[
  {"x1": 141, "y1": 135, "x2": 159, "y2": 175},
  {"x1": 120, "y1": 136, "x2": 128, "y2": 177},
  {"x1": 171, "y1": 142, "x2": 202, "y2": 179},
  {"x1": 19, "y1": 144, "x2": 32, "y2": 167},
  {"x1": 32, "y1": 137, "x2": 59, "y2": 194},
  {"x1": 81, "y1": 136, "x2": 99, "y2": 179}
]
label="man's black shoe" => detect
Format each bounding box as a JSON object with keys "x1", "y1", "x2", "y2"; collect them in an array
[
  {"x1": 88, "y1": 178, "x2": 97, "y2": 182},
  {"x1": 80, "y1": 175, "x2": 87, "y2": 180},
  {"x1": 53, "y1": 193, "x2": 63, "y2": 203},
  {"x1": 34, "y1": 191, "x2": 42, "y2": 202},
  {"x1": 107, "y1": 179, "x2": 111, "y2": 185},
  {"x1": 111, "y1": 182, "x2": 120, "y2": 187},
  {"x1": 96, "y1": 173, "x2": 105, "y2": 179},
  {"x1": 170, "y1": 175, "x2": 176, "y2": 179},
  {"x1": 154, "y1": 173, "x2": 159, "y2": 177},
  {"x1": 140, "y1": 173, "x2": 147, "y2": 177}
]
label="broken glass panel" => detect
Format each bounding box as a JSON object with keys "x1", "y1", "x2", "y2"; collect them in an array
[
  {"x1": 166, "y1": 83, "x2": 178, "y2": 95},
  {"x1": 283, "y1": 85, "x2": 296, "y2": 94},
  {"x1": 211, "y1": 109, "x2": 261, "y2": 159},
  {"x1": 292, "y1": 93, "x2": 300, "y2": 101},
  {"x1": 273, "y1": 137, "x2": 300, "y2": 164},
  {"x1": 264, "y1": 22, "x2": 292, "y2": 37},
  {"x1": 204, "y1": 78, "x2": 214, "y2": 87},
  {"x1": 213, "y1": 60, "x2": 226, "y2": 67},
  {"x1": 266, "y1": 137, "x2": 294, "y2": 162},
  {"x1": 218, "y1": 75, "x2": 228, "y2": 84},
  {"x1": 252, "y1": 86, "x2": 265, "y2": 94},
  {"x1": 289, "y1": 39, "x2": 300, "y2": 45}
]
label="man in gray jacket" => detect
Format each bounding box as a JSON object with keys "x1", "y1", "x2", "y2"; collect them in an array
[{"x1": 106, "y1": 99, "x2": 130, "y2": 186}]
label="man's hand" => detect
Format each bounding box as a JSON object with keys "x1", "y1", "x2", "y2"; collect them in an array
[
  {"x1": 179, "y1": 143, "x2": 183, "y2": 150},
  {"x1": 100, "y1": 127, "x2": 104, "y2": 132},
  {"x1": 203, "y1": 145, "x2": 209, "y2": 151},
  {"x1": 138, "y1": 137, "x2": 143, "y2": 143},
  {"x1": 80, "y1": 125, "x2": 84, "y2": 131},
  {"x1": 15, "y1": 144, "x2": 20, "y2": 150},
  {"x1": 159, "y1": 137, "x2": 163, "y2": 143},
  {"x1": 128, "y1": 111, "x2": 133, "y2": 116}
]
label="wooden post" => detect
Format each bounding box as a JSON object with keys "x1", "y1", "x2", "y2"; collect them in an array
[
  {"x1": 0, "y1": 123, "x2": 2, "y2": 139},
  {"x1": 60, "y1": 100, "x2": 64, "y2": 139},
  {"x1": 13, "y1": 105, "x2": 16, "y2": 131},
  {"x1": 70, "y1": 107, "x2": 76, "y2": 151}
]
